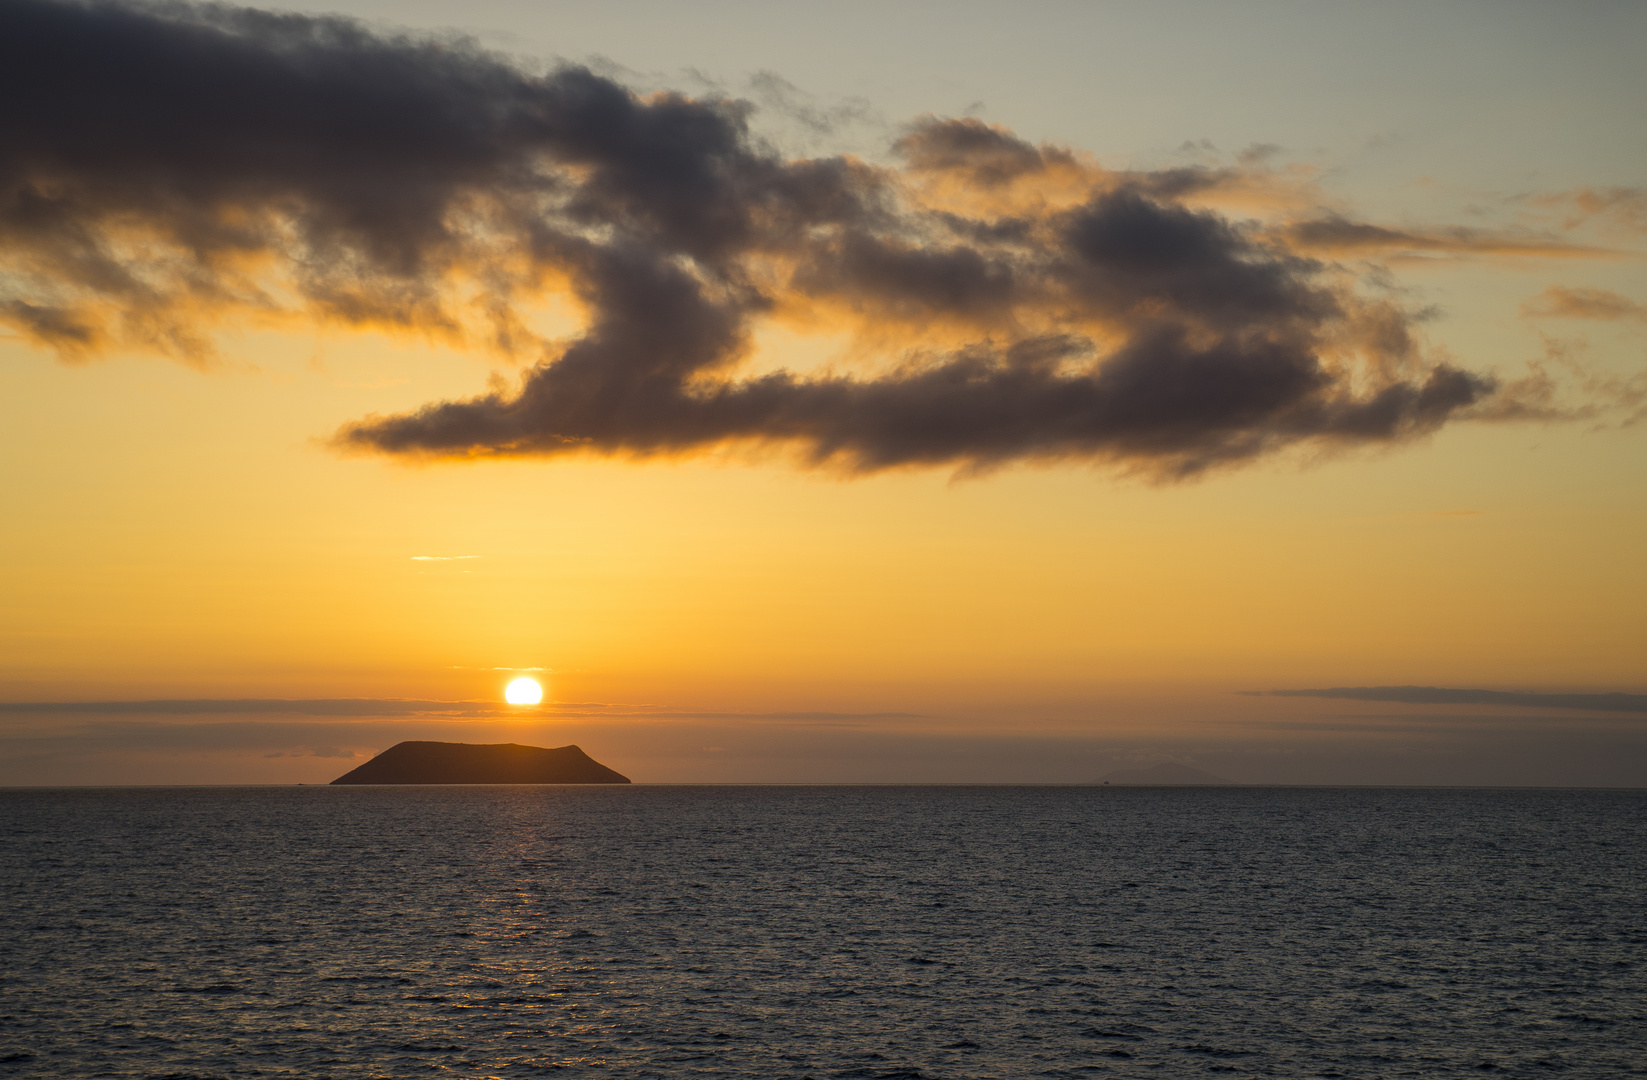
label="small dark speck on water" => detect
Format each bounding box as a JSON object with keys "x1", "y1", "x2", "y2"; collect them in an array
[{"x1": 1, "y1": 786, "x2": 1643, "y2": 1078}]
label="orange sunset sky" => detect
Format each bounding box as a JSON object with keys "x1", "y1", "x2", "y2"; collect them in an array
[{"x1": 1, "y1": 0, "x2": 1643, "y2": 784}]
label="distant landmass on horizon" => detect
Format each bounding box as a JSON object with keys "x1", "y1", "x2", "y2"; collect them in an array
[
  {"x1": 1095, "y1": 763, "x2": 1233, "y2": 786},
  {"x1": 330, "y1": 741, "x2": 630, "y2": 784}
]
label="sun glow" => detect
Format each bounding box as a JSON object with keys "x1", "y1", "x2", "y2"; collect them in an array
[{"x1": 504, "y1": 677, "x2": 543, "y2": 705}]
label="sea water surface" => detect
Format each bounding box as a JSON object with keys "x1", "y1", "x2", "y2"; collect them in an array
[{"x1": 1, "y1": 786, "x2": 1643, "y2": 1078}]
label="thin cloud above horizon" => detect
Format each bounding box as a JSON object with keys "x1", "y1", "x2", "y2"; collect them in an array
[
  {"x1": 0, "y1": 698, "x2": 924, "y2": 722},
  {"x1": 1254, "y1": 686, "x2": 1647, "y2": 715}
]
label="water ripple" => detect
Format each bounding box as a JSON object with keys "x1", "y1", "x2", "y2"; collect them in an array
[{"x1": 1, "y1": 786, "x2": 1643, "y2": 1078}]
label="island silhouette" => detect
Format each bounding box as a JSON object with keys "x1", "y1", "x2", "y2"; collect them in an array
[{"x1": 330, "y1": 741, "x2": 630, "y2": 784}]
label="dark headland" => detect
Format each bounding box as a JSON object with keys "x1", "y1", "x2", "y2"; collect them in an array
[{"x1": 330, "y1": 741, "x2": 630, "y2": 784}]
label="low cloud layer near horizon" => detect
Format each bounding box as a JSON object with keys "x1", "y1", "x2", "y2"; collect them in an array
[
  {"x1": 3, "y1": 708, "x2": 1644, "y2": 786},
  {"x1": 1258, "y1": 686, "x2": 1647, "y2": 715},
  {"x1": 4, "y1": 0, "x2": 1634, "y2": 478},
  {"x1": 2, "y1": 686, "x2": 1645, "y2": 787}
]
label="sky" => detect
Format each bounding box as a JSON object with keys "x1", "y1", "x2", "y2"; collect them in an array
[{"x1": 1, "y1": 0, "x2": 1644, "y2": 785}]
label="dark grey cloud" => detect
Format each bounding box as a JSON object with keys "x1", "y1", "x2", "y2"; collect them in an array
[
  {"x1": 1254, "y1": 686, "x2": 1647, "y2": 715},
  {"x1": 893, "y1": 115, "x2": 1076, "y2": 188},
  {"x1": 3, "y1": 0, "x2": 1520, "y2": 476}
]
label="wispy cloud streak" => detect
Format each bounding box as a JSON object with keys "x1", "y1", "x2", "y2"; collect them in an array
[
  {"x1": 1279, "y1": 216, "x2": 1614, "y2": 260},
  {"x1": 1521, "y1": 286, "x2": 1647, "y2": 322}
]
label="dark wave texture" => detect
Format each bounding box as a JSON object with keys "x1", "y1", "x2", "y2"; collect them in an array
[
  {"x1": 0, "y1": 0, "x2": 1494, "y2": 476},
  {"x1": 3, "y1": 786, "x2": 1644, "y2": 1077}
]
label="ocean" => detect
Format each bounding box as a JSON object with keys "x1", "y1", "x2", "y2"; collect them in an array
[{"x1": 2, "y1": 786, "x2": 1642, "y2": 1078}]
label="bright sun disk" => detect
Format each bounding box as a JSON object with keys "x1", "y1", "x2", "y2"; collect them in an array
[{"x1": 504, "y1": 677, "x2": 543, "y2": 705}]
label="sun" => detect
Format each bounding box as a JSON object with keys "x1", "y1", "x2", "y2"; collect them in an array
[{"x1": 504, "y1": 677, "x2": 543, "y2": 705}]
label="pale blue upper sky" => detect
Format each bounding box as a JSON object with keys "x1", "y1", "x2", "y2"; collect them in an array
[{"x1": 272, "y1": 0, "x2": 1645, "y2": 202}]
